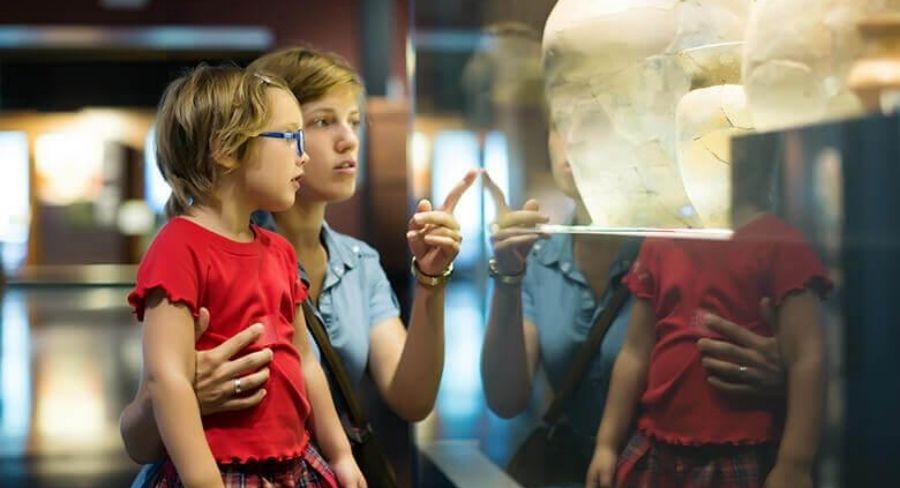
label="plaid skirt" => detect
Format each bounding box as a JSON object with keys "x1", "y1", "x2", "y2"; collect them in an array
[
  {"x1": 614, "y1": 431, "x2": 776, "y2": 488},
  {"x1": 152, "y1": 443, "x2": 338, "y2": 488}
]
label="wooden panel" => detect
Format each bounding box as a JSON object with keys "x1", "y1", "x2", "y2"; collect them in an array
[{"x1": 363, "y1": 97, "x2": 412, "y2": 314}]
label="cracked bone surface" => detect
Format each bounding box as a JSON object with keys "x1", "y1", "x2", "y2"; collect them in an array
[
  {"x1": 743, "y1": 0, "x2": 898, "y2": 131},
  {"x1": 675, "y1": 84, "x2": 752, "y2": 229},
  {"x1": 542, "y1": 0, "x2": 750, "y2": 228}
]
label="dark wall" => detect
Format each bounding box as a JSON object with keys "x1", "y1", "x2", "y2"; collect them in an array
[
  {"x1": 0, "y1": 0, "x2": 411, "y2": 110},
  {"x1": 0, "y1": 1, "x2": 361, "y2": 61}
]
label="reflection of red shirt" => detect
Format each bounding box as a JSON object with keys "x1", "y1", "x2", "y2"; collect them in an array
[
  {"x1": 128, "y1": 217, "x2": 310, "y2": 463},
  {"x1": 623, "y1": 214, "x2": 831, "y2": 445}
]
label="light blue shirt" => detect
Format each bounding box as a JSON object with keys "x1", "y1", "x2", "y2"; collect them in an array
[
  {"x1": 307, "y1": 222, "x2": 402, "y2": 387},
  {"x1": 130, "y1": 220, "x2": 400, "y2": 487},
  {"x1": 522, "y1": 233, "x2": 640, "y2": 446}
]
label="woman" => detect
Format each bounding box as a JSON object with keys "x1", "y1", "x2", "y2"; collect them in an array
[
  {"x1": 480, "y1": 127, "x2": 787, "y2": 487},
  {"x1": 120, "y1": 46, "x2": 477, "y2": 485}
]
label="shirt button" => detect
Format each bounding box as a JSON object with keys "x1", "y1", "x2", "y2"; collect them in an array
[
  {"x1": 560, "y1": 262, "x2": 571, "y2": 273},
  {"x1": 333, "y1": 266, "x2": 343, "y2": 276},
  {"x1": 582, "y1": 291, "x2": 592, "y2": 301},
  {"x1": 352, "y1": 245, "x2": 360, "y2": 254},
  {"x1": 533, "y1": 243, "x2": 542, "y2": 251}
]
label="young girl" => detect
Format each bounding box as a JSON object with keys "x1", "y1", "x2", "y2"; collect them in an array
[
  {"x1": 127, "y1": 65, "x2": 365, "y2": 488},
  {"x1": 587, "y1": 203, "x2": 832, "y2": 488}
]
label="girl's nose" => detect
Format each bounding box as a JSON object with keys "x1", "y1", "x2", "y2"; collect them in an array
[{"x1": 296, "y1": 151, "x2": 309, "y2": 167}]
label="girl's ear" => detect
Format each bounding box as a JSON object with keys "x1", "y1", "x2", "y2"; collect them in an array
[
  {"x1": 215, "y1": 154, "x2": 239, "y2": 172},
  {"x1": 209, "y1": 136, "x2": 239, "y2": 172}
]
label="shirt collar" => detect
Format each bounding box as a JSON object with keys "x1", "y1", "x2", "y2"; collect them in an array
[
  {"x1": 321, "y1": 221, "x2": 359, "y2": 273},
  {"x1": 279, "y1": 219, "x2": 358, "y2": 287}
]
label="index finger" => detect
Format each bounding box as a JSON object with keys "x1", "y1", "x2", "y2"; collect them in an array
[
  {"x1": 441, "y1": 168, "x2": 480, "y2": 213},
  {"x1": 214, "y1": 322, "x2": 265, "y2": 361},
  {"x1": 703, "y1": 312, "x2": 766, "y2": 349},
  {"x1": 481, "y1": 170, "x2": 510, "y2": 216}
]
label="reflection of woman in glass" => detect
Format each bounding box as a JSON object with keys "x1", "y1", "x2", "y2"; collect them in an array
[
  {"x1": 121, "y1": 46, "x2": 477, "y2": 486},
  {"x1": 481, "y1": 126, "x2": 789, "y2": 487},
  {"x1": 587, "y1": 164, "x2": 832, "y2": 487}
]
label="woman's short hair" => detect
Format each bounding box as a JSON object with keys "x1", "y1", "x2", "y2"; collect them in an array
[
  {"x1": 248, "y1": 45, "x2": 364, "y2": 105},
  {"x1": 154, "y1": 64, "x2": 291, "y2": 217}
]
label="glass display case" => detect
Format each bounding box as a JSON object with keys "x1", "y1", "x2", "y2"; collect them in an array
[
  {"x1": 732, "y1": 113, "x2": 900, "y2": 488},
  {"x1": 411, "y1": 2, "x2": 900, "y2": 487}
]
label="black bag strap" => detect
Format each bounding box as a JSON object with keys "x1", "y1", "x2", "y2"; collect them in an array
[
  {"x1": 302, "y1": 300, "x2": 370, "y2": 434},
  {"x1": 542, "y1": 285, "x2": 630, "y2": 425}
]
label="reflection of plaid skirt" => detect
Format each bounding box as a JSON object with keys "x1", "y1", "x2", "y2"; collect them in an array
[
  {"x1": 152, "y1": 443, "x2": 338, "y2": 488},
  {"x1": 615, "y1": 431, "x2": 775, "y2": 488}
]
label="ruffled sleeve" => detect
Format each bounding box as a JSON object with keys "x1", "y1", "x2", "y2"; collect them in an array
[
  {"x1": 623, "y1": 239, "x2": 659, "y2": 300},
  {"x1": 768, "y1": 232, "x2": 833, "y2": 306},
  {"x1": 127, "y1": 222, "x2": 202, "y2": 321}
]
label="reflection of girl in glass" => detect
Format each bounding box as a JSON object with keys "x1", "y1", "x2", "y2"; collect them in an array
[
  {"x1": 482, "y1": 125, "x2": 792, "y2": 487},
  {"x1": 588, "y1": 178, "x2": 832, "y2": 487}
]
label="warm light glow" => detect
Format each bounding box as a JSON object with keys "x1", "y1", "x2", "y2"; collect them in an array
[
  {"x1": 35, "y1": 356, "x2": 106, "y2": 441},
  {"x1": 117, "y1": 199, "x2": 156, "y2": 235},
  {"x1": 410, "y1": 131, "x2": 432, "y2": 199},
  {"x1": 34, "y1": 133, "x2": 104, "y2": 206}
]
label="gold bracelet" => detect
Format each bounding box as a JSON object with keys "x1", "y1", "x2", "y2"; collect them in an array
[
  {"x1": 488, "y1": 257, "x2": 524, "y2": 286},
  {"x1": 410, "y1": 258, "x2": 454, "y2": 287}
]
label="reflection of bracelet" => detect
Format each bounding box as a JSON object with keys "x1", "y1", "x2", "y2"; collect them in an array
[
  {"x1": 488, "y1": 258, "x2": 524, "y2": 286},
  {"x1": 410, "y1": 258, "x2": 454, "y2": 287}
]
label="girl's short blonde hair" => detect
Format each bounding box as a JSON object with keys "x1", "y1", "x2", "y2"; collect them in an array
[
  {"x1": 154, "y1": 64, "x2": 292, "y2": 217},
  {"x1": 248, "y1": 45, "x2": 364, "y2": 105}
]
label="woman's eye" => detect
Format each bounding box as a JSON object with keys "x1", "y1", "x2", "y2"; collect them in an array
[
  {"x1": 349, "y1": 119, "x2": 362, "y2": 129},
  {"x1": 309, "y1": 118, "x2": 330, "y2": 128}
]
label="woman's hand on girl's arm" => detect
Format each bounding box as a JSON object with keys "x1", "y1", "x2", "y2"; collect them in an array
[
  {"x1": 697, "y1": 298, "x2": 786, "y2": 398},
  {"x1": 120, "y1": 308, "x2": 271, "y2": 464},
  {"x1": 407, "y1": 169, "x2": 479, "y2": 276},
  {"x1": 193, "y1": 312, "x2": 272, "y2": 415}
]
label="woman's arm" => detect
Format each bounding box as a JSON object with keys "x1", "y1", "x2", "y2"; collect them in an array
[
  {"x1": 587, "y1": 298, "x2": 656, "y2": 488},
  {"x1": 481, "y1": 281, "x2": 541, "y2": 417},
  {"x1": 764, "y1": 291, "x2": 825, "y2": 488},
  {"x1": 367, "y1": 170, "x2": 478, "y2": 421},
  {"x1": 142, "y1": 292, "x2": 222, "y2": 488},
  {"x1": 368, "y1": 288, "x2": 444, "y2": 422},
  {"x1": 293, "y1": 309, "x2": 366, "y2": 488},
  {"x1": 120, "y1": 308, "x2": 273, "y2": 464},
  {"x1": 480, "y1": 172, "x2": 549, "y2": 417}
]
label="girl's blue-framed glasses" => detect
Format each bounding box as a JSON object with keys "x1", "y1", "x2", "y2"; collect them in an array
[{"x1": 257, "y1": 129, "x2": 305, "y2": 157}]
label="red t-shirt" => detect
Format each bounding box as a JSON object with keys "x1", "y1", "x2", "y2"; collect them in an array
[
  {"x1": 128, "y1": 217, "x2": 311, "y2": 464},
  {"x1": 623, "y1": 214, "x2": 831, "y2": 445}
]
